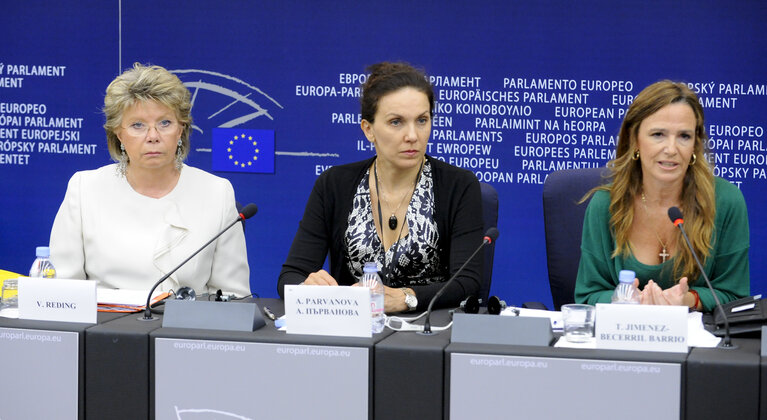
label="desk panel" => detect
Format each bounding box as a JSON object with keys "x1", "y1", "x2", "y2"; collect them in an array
[
  {"x1": 151, "y1": 298, "x2": 390, "y2": 420},
  {"x1": 155, "y1": 338, "x2": 368, "y2": 420},
  {"x1": 686, "y1": 338, "x2": 761, "y2": 420},
  {"x1": 446, "y1": 342, "x2": 687, "y2": 420},
  {"x1": 0, "y1": 327, "x2": 79, "y2": 419},
  {"x1": 0, "y1": 313, "x2": 122, "y2": 420},
  {"x1": 450, "y1": 352, "x2": 680, "y2": 419}
]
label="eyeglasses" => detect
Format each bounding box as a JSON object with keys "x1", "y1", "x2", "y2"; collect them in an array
[{"x1": 121, "y1": 119, "x2": 179, "y2": 137}]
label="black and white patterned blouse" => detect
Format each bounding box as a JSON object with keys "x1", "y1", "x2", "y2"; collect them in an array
[{"x1": 345, "y1": 160, "x2": 444, "y2": 287}]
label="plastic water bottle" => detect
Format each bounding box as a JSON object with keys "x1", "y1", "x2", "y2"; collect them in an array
[
  {"x1": 611, "y1": 270, "x2": 640, "y2": 304},
  {"x1": 29, "y1": 246, "x2": 57, "y2": 278},
  {"x1": 361, "y1": 262, "x2": 385, "y2": 333}
]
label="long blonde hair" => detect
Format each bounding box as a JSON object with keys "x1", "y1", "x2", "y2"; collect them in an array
[{"x1": 588, "y1": 80, "x2": 715, "y2": 282}]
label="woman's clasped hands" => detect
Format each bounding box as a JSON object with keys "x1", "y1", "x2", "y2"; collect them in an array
[{"x1": 636, "y1": 277, "x2": 691, "y2": 307}]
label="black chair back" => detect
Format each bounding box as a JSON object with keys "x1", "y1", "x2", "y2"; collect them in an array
[
  {"x1": 479, "y1": 182, "x2": 499, "y2": 304},
  {"x1": 542, "y1": 167, "x2": 609, "y2": 310}
]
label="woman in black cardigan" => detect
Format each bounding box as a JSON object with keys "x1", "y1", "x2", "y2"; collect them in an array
[{"x1": 278, "y1": 62, "x2": 483, "y2": 313}]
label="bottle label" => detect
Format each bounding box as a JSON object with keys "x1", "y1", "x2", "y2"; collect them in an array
[{"x1": 371, "y1": 295, "x2": 384, "y2": 315}]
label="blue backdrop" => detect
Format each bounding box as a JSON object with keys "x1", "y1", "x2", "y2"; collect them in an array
[{"x1": 2, "y1": 1, "x2": 766, "y2": 308}]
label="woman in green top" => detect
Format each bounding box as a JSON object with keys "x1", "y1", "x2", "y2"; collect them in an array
[{"x1": 574, "y1": 81, "x2": 750, "y2": 312}]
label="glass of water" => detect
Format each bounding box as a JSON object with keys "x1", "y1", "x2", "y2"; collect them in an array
[
  {"x1": 561, "y1": 303, "x2": 595, "y2": 343},
  {"x1": 1, "y1": 278, "x2": 19, "y2": 310}
]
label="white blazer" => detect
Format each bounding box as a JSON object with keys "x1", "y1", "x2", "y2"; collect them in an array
[{"x1": 50, "y1": 164, "x2": 250, "y2": 297}]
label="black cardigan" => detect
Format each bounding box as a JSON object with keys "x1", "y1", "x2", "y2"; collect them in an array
[{"x1": 277, "y1": 155, "x2": 484, "y2": 311}]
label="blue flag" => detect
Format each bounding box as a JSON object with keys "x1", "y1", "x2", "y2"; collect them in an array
[{"x1": 211, "y1": 128, "x2": 275, "y2": 173}]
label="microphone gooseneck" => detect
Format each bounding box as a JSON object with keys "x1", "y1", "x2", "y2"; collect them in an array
[
  {"x1": 667, "y1": 206, "x2": 733, "y2": 347},
  {"x1": 420, "y1": 227, "x2": 499, "y2": 335},
  {"x1": 139, "y1": 203, "x2": 258, "y2": 321}
]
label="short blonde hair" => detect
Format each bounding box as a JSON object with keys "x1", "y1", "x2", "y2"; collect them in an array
[{"x1": 103, "y1": 63, "x2": 192, "y2": 162}]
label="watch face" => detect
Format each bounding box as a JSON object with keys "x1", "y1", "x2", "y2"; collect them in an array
[{"x1": 405, "y1": 294, "x2": 417, "y2": 308}]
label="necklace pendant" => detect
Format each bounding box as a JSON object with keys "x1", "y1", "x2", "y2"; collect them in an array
[
  {"x1": 388, "y1": 214, "x2": 398, "y2": 230},
  {"x1": 660, "y1": 247, "x2": 670, "y2": 263}
]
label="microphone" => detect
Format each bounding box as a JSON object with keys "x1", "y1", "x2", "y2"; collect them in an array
[
  {"x1": 420, "y1": 227, "x2": 499, "y2": 335},
  {"x1": 667, "y1": 206, "x2": 733, "y2": 347},
  {"x1": 139, "y1": 203, "x2": 258, "y2": 320}
]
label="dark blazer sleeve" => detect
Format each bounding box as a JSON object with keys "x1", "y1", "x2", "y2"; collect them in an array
[
  {"x1": 411, "y1": 166, "x2": 483, "y2": 310},
  {"x1": 277, "y1": 170, "x2": 332, "y2": 297}
]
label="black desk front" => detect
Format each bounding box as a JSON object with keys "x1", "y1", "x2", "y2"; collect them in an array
[
  {"x1": 686, "y1": 338, "x2": 762, "y2": 419},
  {"x1": 374, "y1": 308, "x2": 454, "y2": 420},
  {"x1": 762, "y1": 332, "x2": 767, "y2": 420},
  {"x1": 85, "y1": 311, "x2": 168, "y2": 419}
]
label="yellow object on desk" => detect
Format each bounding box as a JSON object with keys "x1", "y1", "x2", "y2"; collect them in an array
[
  {"x1": 1, "y1": 269, "x2": 22, "y2": 306},
  {"x1": 0, "y1": 269, "x2": 21, "y2": 281}
]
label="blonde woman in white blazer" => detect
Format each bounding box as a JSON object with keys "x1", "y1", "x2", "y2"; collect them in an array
[{"x1": 50, "y1": 63, "x2": 250, "y2": 297}]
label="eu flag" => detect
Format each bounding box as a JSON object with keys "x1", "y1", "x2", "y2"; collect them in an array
[{"x1": 211, "y1": 128, "x2": 275, "y2": 173}]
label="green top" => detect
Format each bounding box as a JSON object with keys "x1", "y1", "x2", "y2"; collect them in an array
[{"x1": 574, "y1": 177, "x2": 750, "y2": 312}]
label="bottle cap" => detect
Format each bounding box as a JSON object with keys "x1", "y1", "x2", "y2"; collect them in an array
[
  {"x1": 363, "y1": 262, "x2": 379, "y2": 273},
  {"x1": 618, "y1": 270, "x2": 636, "y2": 284},
  {"x1": 36, "y1": 246, "x2": 50, "y2": 258}
]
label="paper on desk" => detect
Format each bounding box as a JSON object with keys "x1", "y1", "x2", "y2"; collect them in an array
[
  {"x1": 687, "y1": 311, "x2": 721, "y2": 348},
  {"x1": 0, "y1": 307, "x2": 19, "y2": 319},
  {"x1": 97, "y1": 288, "x2": 170, "y2": 312},
  {"x1": 501, "y1": 306, "x2": 563, "y2": 330}
]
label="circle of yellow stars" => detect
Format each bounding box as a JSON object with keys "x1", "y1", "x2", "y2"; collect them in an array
[{"x1": 227, "y1": 134, "x2": 259, "y2": 168}]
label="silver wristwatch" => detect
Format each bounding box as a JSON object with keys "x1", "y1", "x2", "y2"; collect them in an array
[{"x1": 401, "y1": 288, "x2": 418, "y2": 311}]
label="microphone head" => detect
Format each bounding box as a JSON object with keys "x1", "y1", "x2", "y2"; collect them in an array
[
  {"x1": 484, "y1": 227, "x2": 499, "y2": 243},
  {"x1": 667, "y1": 206, "x2": 683, "y2": 225},
  {"x1": 460, "y1": 295, "x2": 480, "y2": 314},
  {"x1": 239, "y1": 203, "x2": 258, "y2": 219},
  {"x1": 487, "y1": 295, "x2": 507, "y2": 315}
]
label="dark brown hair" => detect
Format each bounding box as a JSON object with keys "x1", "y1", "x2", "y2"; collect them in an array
[{"x1": 360, "y1": 62, "x2": 434, "y2": 122}]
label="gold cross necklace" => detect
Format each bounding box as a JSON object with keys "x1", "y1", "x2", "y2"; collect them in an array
[{"x1": 641, "y1": 192, "x2": 671, "y2": 263}]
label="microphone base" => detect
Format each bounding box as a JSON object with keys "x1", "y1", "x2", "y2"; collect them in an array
[
  {"x1": 138, "y1": 315, "x2": 160, "y2": 322},
  {"x1": 416, "y1": 329, "x2": 440, "y2": 336},
  {"x1": 717, "y1": 340, "x2": 738, "y2": 350}
]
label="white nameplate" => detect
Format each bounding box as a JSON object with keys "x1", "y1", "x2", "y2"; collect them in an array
[
  {"x1": 595, "y1": 303, "x2": 688, "y2": 353},
  {"x1": 18, "y1": 277, "x2": 97, "y2": 324},
  {"x1": 284, "y1": 285, "x2": 372, "y2": 337}
]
